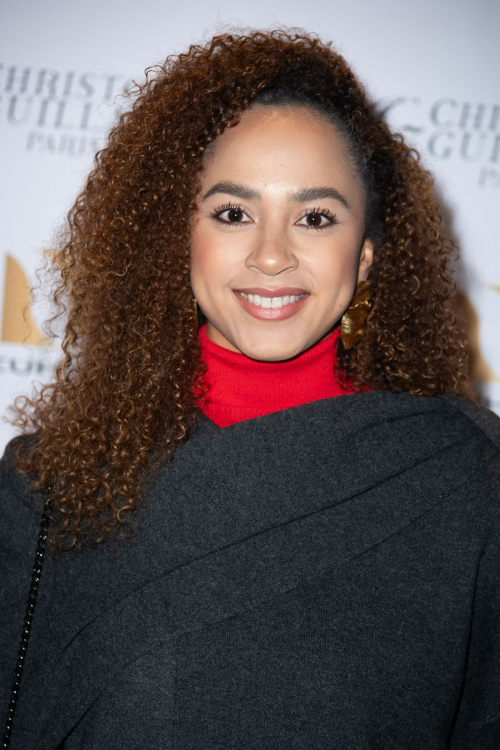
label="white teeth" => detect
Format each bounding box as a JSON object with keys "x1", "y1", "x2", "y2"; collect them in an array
[{"x1": 237, "y1": 292, "x2": 306, "y2": 308}]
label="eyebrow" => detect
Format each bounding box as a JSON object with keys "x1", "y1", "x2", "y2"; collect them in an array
[{"x1": 202, "y1": 181, "x2": 350, "y2": 210}]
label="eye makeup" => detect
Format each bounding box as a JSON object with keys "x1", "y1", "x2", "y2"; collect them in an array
[{"x1": 210, "y1": 202, "x2": 338, "y2": 230}]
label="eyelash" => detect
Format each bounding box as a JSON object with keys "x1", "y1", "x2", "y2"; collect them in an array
[
  {"x1": 298, "y1": 206, "x2": 339, "y2": 231},
  {"x1": 210, "y1": 202, "x2": 247, "y2": 226},
  {"x1": 209, "y1": 202, "x2": 338, "y2": 230}
]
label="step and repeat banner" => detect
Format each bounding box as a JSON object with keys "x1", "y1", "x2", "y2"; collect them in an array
[{"x1": 1, "y1": 0, "x2": 499, "y2": 451}]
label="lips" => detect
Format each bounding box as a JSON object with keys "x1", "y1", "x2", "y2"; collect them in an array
[
  {"x1": 233, "y1": 287, "x2": 310, "y2": 321},
  {"x1": 237, "y1": 291, "x2": 306, "y2": 309},
  {"x1": 235, "y1": 287, "x2": 309, "y2": 298}
]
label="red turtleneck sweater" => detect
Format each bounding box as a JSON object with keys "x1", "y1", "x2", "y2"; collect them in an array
[{"x1": 196, "y1": 324, "x2": 357, "y2": 428}]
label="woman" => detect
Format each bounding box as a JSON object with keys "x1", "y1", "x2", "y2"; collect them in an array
[{"x1": 1, "y1": 29, "x2": 499, "y2": 749}]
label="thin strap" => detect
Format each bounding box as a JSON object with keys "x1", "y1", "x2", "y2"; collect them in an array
[{"x1": 2, "y1": 498, "x2": 51, "y2": 749}]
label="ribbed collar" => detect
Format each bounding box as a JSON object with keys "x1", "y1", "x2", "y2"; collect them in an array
[{"x1": 196, "y1": 324, "x2": 356, "y2": 427}]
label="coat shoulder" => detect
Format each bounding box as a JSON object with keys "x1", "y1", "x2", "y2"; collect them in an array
[
  {"x1": 0, "y1": 433, "x2": 37, "y2": 499},
  {"x1": 0, "y1": 434, "x2": 42, "y2": 552},
  {"x1": 439, "y1": 392, "x2": 500, "y2": 451}
]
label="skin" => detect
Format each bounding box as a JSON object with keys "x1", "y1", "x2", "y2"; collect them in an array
[{"x1": 189, "y1": 104, "x2": 373, "y2": 362}]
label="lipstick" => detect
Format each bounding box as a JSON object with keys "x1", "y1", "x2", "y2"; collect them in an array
[{"x1": 233, "y1": 287, "x2": 310, "y2": 321}]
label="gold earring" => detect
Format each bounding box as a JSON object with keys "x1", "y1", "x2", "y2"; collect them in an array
[
  {"x1": 340, "y1": 280, "x2": 373, "y2": 349},
  {"x1": 192, "y1": 296, "x2": 198, "y2": 324}
]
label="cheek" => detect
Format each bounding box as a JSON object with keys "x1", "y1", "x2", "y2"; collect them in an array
[
  {"x1": 190, "y1": 221, "x2": 208, "y2": 266},
  {"x1": 190, "y1": 224, "x2": 215, "y2": 289},
  {"x1": 312, "y1": 236, "x2": 361, "y2": 296},
  {"x1": 189, "y1": 224, "x2": 235, "y2": 300}
]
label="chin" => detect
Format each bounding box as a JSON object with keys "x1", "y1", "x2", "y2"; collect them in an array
[{"x1": 237, "y1": 338, "x2": 309, "y2": 363}]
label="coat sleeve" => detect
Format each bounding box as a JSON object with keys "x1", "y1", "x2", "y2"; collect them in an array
[{"x1": 449, "y1": 515, "x2": 500, "y2": 748}]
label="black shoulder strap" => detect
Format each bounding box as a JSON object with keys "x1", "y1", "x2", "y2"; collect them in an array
[{"x1": 2, "y1": 499, "x2": 51, "y2": 749}]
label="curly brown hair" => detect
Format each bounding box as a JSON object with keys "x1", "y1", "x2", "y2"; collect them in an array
[{"x1": 10, "y1": 29, "x2": 471, "y2": 551}]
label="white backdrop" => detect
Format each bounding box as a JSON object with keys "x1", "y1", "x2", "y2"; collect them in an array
[{"x1": 1, "y1": 0, "x2": 499, "y2": 452}]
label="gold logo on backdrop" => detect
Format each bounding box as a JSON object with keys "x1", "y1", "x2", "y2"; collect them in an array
[{"x1": 1, "y1": 254, "x2": 48, "y2": 345}]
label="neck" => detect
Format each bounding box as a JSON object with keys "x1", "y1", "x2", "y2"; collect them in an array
[{"x1": 196, "y1": 324, "x2": 357, "y2": 427}]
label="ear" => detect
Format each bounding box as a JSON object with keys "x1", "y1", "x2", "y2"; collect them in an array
[{"x1": 357, "y1": 238, "x2": 374, "y2": 283}]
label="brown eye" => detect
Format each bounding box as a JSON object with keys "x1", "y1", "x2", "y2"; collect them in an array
[
  {"x1": 296, "y1": 208, "x2": 338, "y2": 230},
  {"x1": 227, "y1": 208, "x2": 244, "y2": 223},
  {"x1": 210, "y1": 203, "x2": 251, "y2": 226},
  {"x1": 306, "y1": 212, "x2": 323, "y2": 227}
]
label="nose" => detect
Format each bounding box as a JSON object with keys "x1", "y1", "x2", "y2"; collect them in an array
[{"x1": 245, "y1": 225, "x2": 299, "y2": 276}]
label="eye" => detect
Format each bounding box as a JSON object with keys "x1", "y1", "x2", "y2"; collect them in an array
[
  {"x1": 210, "y1": 202, "x2": 252, "y2": 226},
  {"x1": 296, "y1": 208, "x2": 338, "y2": 231}
]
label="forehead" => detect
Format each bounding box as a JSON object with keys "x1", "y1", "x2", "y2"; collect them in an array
[{"x1": 200, "y1": 105, "x2": 360, "y2": 191}]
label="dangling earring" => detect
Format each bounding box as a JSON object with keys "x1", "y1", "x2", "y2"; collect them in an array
[
  {"x1": 340, "y1": 280, "x2": 373, "y2": 349},
  {"x1": 192, "y1": 296, "x2": 198, "y2": 325}
]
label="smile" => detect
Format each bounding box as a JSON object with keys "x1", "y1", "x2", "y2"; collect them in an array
[
  {"x1": 233, "y1": 288, "x2": 310, "y2": 321},
  {"x1": 236, "y1": 291, "x2": 307, "y2": 308}
]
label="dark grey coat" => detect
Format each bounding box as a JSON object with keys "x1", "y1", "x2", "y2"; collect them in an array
[{"x1": 1, "y1": 391, "x2": 500, "y2": 749}]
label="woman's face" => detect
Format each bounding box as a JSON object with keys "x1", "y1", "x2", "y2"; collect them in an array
[{"x1": 190, "y1": 105, "x2": 373, "y2": 361}]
